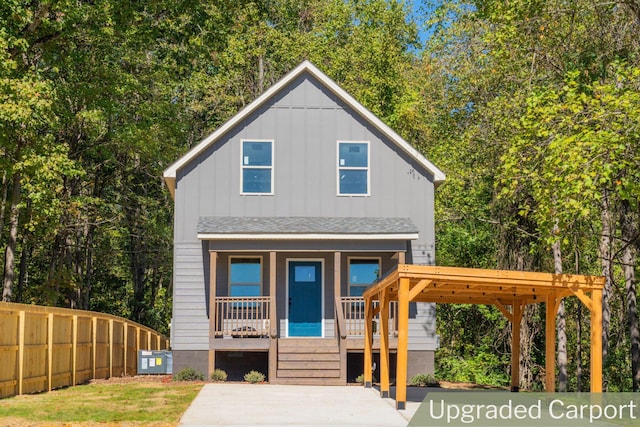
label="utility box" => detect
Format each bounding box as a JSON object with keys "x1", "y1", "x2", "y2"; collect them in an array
[{"x1": 137, "y1": 350, "x2": 173, "y2": 374}]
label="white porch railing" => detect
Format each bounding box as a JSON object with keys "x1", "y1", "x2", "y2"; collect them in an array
[
  {"x1": 340, "y1": 297, "x2": 398, "y2": 337},
  {"x1": 214, "y1": 296, "x2": 271, "y2": 337}
]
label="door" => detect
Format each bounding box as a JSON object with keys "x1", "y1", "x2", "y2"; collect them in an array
[{"x1": 288, "y1": 261, "x2": 322, "y2": 337}]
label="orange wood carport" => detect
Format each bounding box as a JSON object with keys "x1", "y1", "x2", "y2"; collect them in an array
[{"x1": 362, "y1": 264, "x2": 605, "y2": 410}]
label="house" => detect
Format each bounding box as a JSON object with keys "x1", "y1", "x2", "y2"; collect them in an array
[{"x1": 163, "y1": 61, "x2": 445, "y2": 384}]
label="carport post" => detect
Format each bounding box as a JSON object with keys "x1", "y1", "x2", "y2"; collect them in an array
[
  {"x1": 545, "y1": 294, "x2": 559, "y2": 392},
  {"x1": 590, "y1": 288, "x2": 603, "y2": 392},
  {"x1": 364, "y1": 298, "x2": 374, "y2": 388},
  {"x1": 395, "y1": 277, "x2": 410, "y2": 410},
  {"x1": 379, "y1": 289, "x2": 390, "y2": 398},
  {"x1": 511, "y1": 302, "x2": 523, "y2": 392}
]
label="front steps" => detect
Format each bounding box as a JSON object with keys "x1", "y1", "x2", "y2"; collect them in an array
[{"x1": 272, "y1": 338, "x2": 344, "y2": 385}]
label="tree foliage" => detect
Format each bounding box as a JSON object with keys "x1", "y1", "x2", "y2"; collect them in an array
[{"x1": 1, "y1": 0, "x2": 639, "y2": 391}]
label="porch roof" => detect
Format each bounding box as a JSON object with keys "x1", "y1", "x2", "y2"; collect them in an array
[{"x1": 197, "y1": 216, "x2": 419, "y2": 240}]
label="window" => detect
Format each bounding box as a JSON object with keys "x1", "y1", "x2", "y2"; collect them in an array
[
  {"x1": 338, "y1": 141, "x2": 369, "y2": 195},
  {"x1": 348, "y1": 258, "x2": 380, "y2": 296},
  {"x1": 229, "y1": 257, "x2": 262, "y2": 297},
  {"x1": 241, "y1": 140, "x2": 273, "y2": 194}
]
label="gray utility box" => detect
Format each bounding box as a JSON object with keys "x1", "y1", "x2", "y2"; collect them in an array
[{"x1": 137, "y1": 350, "x2": 173, "y2": 374}]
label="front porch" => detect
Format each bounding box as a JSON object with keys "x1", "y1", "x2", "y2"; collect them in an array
[{"x1": 206, "y1": 251, "x2": 402, "y2": 384}]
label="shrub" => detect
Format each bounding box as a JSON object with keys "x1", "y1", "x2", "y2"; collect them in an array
[
  {"x1": 355, "y1": 373, "x2": 377, "y2": 384},
  {"x1": 173, "y1": 367, "x2": 205, "y2": 381},
  {"x1": 244, "y1": 370, "x2": 265, "y2": 383},
  {"x1": 409, "y1": 373, "x2": 439, "y2": 387},
  {"x1": 211, "y1": 369, "x2": 228, "y2": 382}
]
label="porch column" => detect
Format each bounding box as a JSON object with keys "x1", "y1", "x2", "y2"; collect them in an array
[
  {"x1": 269, "y1": 251, "x2": 277, "y2": 382},
  {"x1": 334, "y1": 252, "x2": 341, "y2": 322},
  {"x1": 396, "y1": 277, "x2": 410, "y2": 410},
  {"x1": 590, "y1": 289, "x2": 603, "y2": 392},
  {"x1": 545, "y1": 294, "x2": 559, "y2": 392},
  {"x1": 334, "y1": 252, "x2": 347, "y2": 383},
  {"x1": 364, "y1": 297, "x2": 374, "y2": 388},
  {"x1": 511, "y1": 302, "x2": 523, "y2": 392},
  {"x1": 379, "y1": 288, "x2": 390, "y2": 398},
  {"x1": 208, "y1": 250, "x2": 217, "y2": 377}
]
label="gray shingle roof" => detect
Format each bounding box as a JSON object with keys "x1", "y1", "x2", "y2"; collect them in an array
[{"x1": 197, "y1": 217, "x2": 418, "y2": 235}]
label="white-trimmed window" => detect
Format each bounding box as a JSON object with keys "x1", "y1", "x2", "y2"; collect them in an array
[
  {"x1": 338, "y1": 141, "x2": 369, "y2": 195},
  {"x1": 241, "y1": 140, "x2": 273, "y2": 194},
  {"x1": 348, "y1": 257, "x2": 381, "y2": 296},
  {"x1": 229, "y1": 257, "x2": 262, "y2": 297}
]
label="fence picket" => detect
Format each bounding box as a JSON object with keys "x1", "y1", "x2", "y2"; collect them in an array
[{"x1": 0, "y1": 302, "x2": 169, "y2": 398}]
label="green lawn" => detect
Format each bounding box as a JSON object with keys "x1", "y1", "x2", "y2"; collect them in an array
[{"x1": 0, "y1": 379, "x2": 203, "y2": 426}]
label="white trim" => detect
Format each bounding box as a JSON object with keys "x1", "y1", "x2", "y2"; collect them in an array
[
  {"x1": 197, "y1": 232, "x2": 419, "y2": 241},
  {"x1": 240, "y1": 139, "x2": 275, "y2": 195},
  {"x1": 337, "y1": 140, "x2": 370, "y2": 196},
  {"x1": 163, "y1": 60, "x2": 445, "y2": 198},
  {"x1": 228, "y1": 255, "x2": 263, "y2": 296},
  {"x1": 285, "y1": 258, "x2": 325, "y2": 338},
  {"x1": 347, "y1": 256, "x2": 382, "y2": 297}
]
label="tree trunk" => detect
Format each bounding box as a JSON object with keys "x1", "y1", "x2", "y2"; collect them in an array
[
  {"x1": 2, "y1": 173, "x2": 21, "y2": 302},
  {"x1": 17, "y1": 231, "x2": 29, "y2": 303},
  {"x1": 0, "y1": 170, "x2": 8, "y2": 244},
  {"x1": 620, "y1": 199, "x2": 639, "y2": 391},
  {"x1": 553, "y1": 236, "x2": 568, "y2": 392},
  {"x1": 600, "y1": 191, "x2": 613, "y2": 388}
]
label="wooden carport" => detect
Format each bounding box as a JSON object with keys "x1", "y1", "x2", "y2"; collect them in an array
[{"x1": 362, "y1": 264, "x2": 606, "y2": 409}]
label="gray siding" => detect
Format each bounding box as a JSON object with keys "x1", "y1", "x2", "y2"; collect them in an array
[
  {"x1": 172, "y1": 243, "x2": 208, "y2": 350},
  {"x1": 172, "y1": 72, "x2": 437, "y2": 351}
]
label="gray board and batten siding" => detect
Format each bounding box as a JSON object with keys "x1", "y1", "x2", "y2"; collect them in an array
[{"x1": 169, "y1": 63, "x2": 441, "y2": 356}]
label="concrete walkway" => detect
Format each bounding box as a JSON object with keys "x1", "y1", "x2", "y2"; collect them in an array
[{"x1": 179, "y1": 384, "x2": 422, "y2": 427}]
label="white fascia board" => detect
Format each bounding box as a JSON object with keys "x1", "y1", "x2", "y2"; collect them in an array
[
  {"x1": 196, "y1": 232, "x2": 419, "y2": 241},
  {"x1": 163, "y1": 60, "x2": 446, "y2": 195}
]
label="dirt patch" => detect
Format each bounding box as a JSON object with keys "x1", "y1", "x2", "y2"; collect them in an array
[
  {"x1": 438, "y1": 381, "x2": 508, "y2": 390},
  {"x1": 88, "y1": 375, "x2": 173, "y2": 385}
]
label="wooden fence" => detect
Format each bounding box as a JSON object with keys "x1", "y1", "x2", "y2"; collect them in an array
[{"x1": 0, "y1": 302, "x2": 170, "y2": 399}]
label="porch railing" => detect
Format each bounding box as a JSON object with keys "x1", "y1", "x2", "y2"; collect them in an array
[
  {"x1": 340, "y1": 297, "x2": 398, "y2": 337},
  {"x1": 213, "y1": 297, "x2": 270, "y2": 337}
]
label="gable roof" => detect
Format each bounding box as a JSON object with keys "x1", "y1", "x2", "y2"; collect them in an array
[{"x1": 163, "y1": 60, "x2": 445, "y2": 198}]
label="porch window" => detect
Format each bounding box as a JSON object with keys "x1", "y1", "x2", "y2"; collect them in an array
[
  {"x1": 229, "y1": 257, "x2": 262, "y2": 296},
  {"x1": 338, "y1": 141, "x2": 369, "y2": 195},
  {"x1": 241, "y1": 140, "x2": 273, "y2": 194},
  {"x1": 348, "y1": 258, "x2": 380, "y2": 296}
]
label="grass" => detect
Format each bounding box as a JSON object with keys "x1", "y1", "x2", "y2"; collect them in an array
[{"x1": 0, "y1": 379, "x2": 203, "y2": 426}]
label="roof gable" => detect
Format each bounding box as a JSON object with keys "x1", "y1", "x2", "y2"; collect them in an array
[{"x1": 163, "y1": 60, "x2": 445, "y2": 198}]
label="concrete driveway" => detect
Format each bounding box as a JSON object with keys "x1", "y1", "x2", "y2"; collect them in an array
[{"x1": 179, "y1": 384, "x2": 424, "y2": 427}]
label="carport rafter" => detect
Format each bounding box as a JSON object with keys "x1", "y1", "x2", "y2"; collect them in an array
[{"x1": 362, "y1": 264, "x2": 605, "y2": 410}]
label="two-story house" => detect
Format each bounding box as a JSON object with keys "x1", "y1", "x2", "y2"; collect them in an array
[{"x1": 163, "y1": 61, "x2": 445, "y2": 384}]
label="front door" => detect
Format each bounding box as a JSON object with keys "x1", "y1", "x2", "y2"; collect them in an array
[{"x1": 288, "y1": 261, "x2": 322, "y2": 337}]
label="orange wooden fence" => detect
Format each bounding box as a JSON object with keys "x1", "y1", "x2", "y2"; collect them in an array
[{"x1": 0, "y1": 302, "x2": 170, "y2": 398}]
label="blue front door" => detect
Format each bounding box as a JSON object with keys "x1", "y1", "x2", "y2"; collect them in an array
[{"x1": 288, "y1": 261, "x2": 322, "y2": 337}]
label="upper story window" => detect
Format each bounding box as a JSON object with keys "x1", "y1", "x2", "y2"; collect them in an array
[
  {"x1": 338, "y1": 141, "x2": 369, "y2": 196},
  {"x1": 229, "y1": 257, "x2": 262, "y2": 297},
  {"x1": 241, "y1": 140, "x2": 273, "y2": 194},
  {"x1": 348, "y1": 258, "x2": 381, "y2": 296}
]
